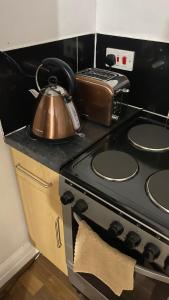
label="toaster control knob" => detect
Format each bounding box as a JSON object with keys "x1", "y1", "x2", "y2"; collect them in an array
[
  {"x1": 143, "y1": 243, "x2": 160, "y2": 262},
  {"x1": 73, "y1": 199, "x2": 88, "y2": 215},
  {"x1": 164, "y1": 256, "x2": 169, "y2": 275},
  {"x1": 125, "y1": 231, "x2": 141, "y2": 249},
  {"x1": 108, "y1": 221, "x2": 124, "y2": 237},
  {"x1": 61, "y1": 191, "x2": 74, "y2": 205}
]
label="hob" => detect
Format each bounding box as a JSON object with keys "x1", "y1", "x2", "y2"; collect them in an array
[
  {"x1": 92, "y1": 150, "x2": 138, "y2": 181},
  {"x1": 128, "y1": 123, "x2": 169, "y2": 152},
  {"x1": 61, "y1": 110, "x2": 169, "y2": 239},
  {"x1": 146, "y1": 170, "x2": 169, "y2": 213}
]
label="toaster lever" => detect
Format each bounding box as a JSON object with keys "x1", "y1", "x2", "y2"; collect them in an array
[
  {"x1": 122, "y1": 88, "x2": 130, "y2": 93},
  {"x1": 112, "y1": 114, "x2": 119, "y2": 121},
  {"x1": 116, "y1": 88, "x2": 130, "y2": 94}
]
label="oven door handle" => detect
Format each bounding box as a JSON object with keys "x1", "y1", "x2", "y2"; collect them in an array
[
  {"x1": 73, "y1": 212, "x2": 81, "y2": 224},
  {"x1": 135, "y1": 264, "x2": 169, "y2": 284}
]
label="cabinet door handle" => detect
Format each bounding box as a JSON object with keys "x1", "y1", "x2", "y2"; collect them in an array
[
  {"x1": 55, "y1": 216, "x2": 62, "y2": 248},
  {"x1": 16, "y1": 163, "x2": 52, "y2": 188}
]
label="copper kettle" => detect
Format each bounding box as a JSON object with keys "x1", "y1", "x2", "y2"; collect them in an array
[{"x1": 29, "y1": 58, "x2": 80, "y2": 142}]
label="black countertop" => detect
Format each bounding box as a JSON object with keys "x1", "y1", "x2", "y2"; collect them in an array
[{"x1": 5, "y1": 107, "x2": 140, "y2": 173}]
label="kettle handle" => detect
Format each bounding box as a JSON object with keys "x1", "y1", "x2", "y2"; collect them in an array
[{"x1": 35, "y1": 57, "x2": 75, "y2": 96}]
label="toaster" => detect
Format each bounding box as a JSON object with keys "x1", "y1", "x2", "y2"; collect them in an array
[{"x1": 75, "y1": 68, "x2": 130, "y2": 126}]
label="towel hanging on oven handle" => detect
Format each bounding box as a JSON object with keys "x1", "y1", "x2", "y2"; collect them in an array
[{"x1": 73, "y1": 212, "x2": 169, "y2": 285}]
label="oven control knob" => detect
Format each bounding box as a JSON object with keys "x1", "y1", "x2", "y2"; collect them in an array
[
  {"x1": 61, "y1": 191, "x2": 74, "y2": 205},
  {"x1": 125, "y1": 231, "x2": 141, "y2": 249},
  {"x1": 143, "y1": 243, "x2": 160, "y2": 262},
  {"x1": 73, "y1": 199, "x2": 88, "y2": 215},
  {"x1": 108, "y1": 221, "x2": 124, "y2": 237},
  {"x1": 164, "y1": 256, "x2": 169, "y2": 275}
]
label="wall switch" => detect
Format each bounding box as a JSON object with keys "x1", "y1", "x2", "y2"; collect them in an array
[{"x1": 106, "y1": 48, "x2": 135, "y2": 71}]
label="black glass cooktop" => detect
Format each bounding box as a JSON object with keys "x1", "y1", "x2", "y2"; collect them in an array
[{"x1": 61, "y1": 111, "x2": 169, "y2": 238}]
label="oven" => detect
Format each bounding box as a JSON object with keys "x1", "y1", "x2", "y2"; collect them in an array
[
  {"x1": 59, "y1": 109, "x2": 169, "y2": 300},
  {"x1": 60, "y1": 177, "x2": 169, "y2": 300}
]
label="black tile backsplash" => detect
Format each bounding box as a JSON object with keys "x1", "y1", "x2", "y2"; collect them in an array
[
  {"x1": 2, "y1": 32, "x2": 169, "y2": 135},
  {"x1": 78, "y1": 34, "x2": 95, "y2": 71},
  {"x1": 96, "y1": 34, "x2": 169, "y2": 116},
  {"x1": 0, "y1": 35, "x2": 95, "y2": 135}
]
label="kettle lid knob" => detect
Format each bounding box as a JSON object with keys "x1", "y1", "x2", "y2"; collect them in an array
[
  {"x1": 48, "y1": 75, "x2": 58, "y2": 86},
  {"x1": 44, "y1": 86, "x2": 66, "y2": 97}
]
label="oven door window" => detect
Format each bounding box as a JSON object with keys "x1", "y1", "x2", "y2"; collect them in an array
[
  {"x1": 80, "y1": 272, "x2": 169, "y2": 300},
  {"x1": 130, "y1": 273, "x2": 169, "y2": 300}
]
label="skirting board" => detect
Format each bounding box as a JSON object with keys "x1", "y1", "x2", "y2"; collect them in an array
[{"x1": 0, "y1": 242, "x2": 38, "y2": 288}]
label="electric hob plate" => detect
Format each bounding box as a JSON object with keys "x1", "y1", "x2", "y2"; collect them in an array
[
  {"x1": 128, "y1": 124, "x2": 169, "y2": 152},
  {"x1": 146, "y1": 170, "x2": 169, "y2": 213},
  {"x1": 92, "y1": 150, "x2": 138, "y2": 182}
]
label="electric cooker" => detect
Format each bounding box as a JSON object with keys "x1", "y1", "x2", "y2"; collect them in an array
[{"x1": 60, "y1": 107, "x2": 169, "y2": 300}]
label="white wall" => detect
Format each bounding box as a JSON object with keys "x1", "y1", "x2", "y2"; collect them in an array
[
  {"x1": 1, "y1": 0, "x2": 169, "y2": 50},
  {"x1": 0, "y1": 0, "x2": 96, "y2": 51},
  {"x1": 0, "y1": 124, "x2": 37, "y2": 287},
  {"x1": 0, "y1": 0, "x2": 96, "y2": 286},
  {"x1": 96, "y1": 0, "x2": 169, "y2": 42}
]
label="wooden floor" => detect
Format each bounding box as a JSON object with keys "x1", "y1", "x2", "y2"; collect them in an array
[{"x1": 2, "y1": 255, "x2": 86, "y2": 300}]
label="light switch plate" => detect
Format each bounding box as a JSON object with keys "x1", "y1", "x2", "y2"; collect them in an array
[{"x1": 106, "y1": 48, "x2": 135, "y2": 71}]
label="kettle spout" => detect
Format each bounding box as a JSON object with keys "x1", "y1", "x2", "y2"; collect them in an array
[{"x1": 29, "y1": 89, "x2": 39, "y2": 98}]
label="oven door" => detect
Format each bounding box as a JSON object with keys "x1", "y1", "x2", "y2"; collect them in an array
[
  {"x1": 69, "y1": 214, "x2": 169, "y2": 300},
  {"x1": 68, "y1": 268, "x2": 169, "y2": 300}
]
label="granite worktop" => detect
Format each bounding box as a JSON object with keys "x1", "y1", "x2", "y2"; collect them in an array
[{"x1": 5, "y1": 107, "x2": 139, "y2": 173}]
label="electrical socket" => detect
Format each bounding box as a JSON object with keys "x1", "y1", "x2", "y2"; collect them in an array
[{"x1": 106, "y1": 48, "x2": 135, "y2": 71}]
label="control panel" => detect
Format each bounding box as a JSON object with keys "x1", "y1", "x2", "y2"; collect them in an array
[{"x1": 106, "y1": 48, "x2": 135, "y2": 71}]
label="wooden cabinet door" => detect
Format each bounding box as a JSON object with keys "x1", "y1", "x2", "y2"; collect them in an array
[{"x1": 11, "y1": 148, "x2": 67, "y2": 275}]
